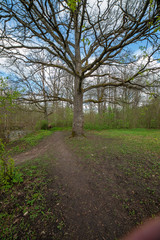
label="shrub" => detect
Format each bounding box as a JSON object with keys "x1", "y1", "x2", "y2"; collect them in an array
[
  {"x1": 0, "y1": 139, "x2": 23, "y2": 189},
  {"x1": 40, "y1": 120, "x2": 48, "y2": 130},
  {"x1": 35, "y1": 120, "x2": 48, "y2": 130}
]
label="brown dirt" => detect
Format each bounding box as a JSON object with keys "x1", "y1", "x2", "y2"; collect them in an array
[{"x1": 13, "y1": 131, "x2": 160, "y2": 240}]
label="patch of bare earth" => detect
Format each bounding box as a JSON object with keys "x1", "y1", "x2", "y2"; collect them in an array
[{"x1": 13, "y1": 131, "x2": 160, "y2": 240}]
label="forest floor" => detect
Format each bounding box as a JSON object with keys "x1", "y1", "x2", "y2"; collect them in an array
[{"x1": 0, "y1": 129, "x2": 160, "y2": 240}]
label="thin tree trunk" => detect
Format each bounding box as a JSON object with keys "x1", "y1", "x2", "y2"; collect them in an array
[{"x1": 42, "y1": 65, "x2": 48, "y2": 124}]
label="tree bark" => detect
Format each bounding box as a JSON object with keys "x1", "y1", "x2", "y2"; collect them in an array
[
  {"x1": 72, "y1": 76, "x2": 84, "y2": 136},
  {"x1": 42, "y1": 65, "x2": 48, "y2": 124},
  {"x1": 72, "y1": 9, "x2": 84, "y2": 137}
]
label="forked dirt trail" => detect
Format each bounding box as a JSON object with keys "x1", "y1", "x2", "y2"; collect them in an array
[{"x1": 13, "y1": 131, "x2": 137, "y2": 239}]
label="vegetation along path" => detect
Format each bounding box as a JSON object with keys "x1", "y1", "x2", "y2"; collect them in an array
[{"x1": 1, "y1": 129, "x2": 160, "y2": 240}]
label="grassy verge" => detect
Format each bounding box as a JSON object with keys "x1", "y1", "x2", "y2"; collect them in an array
[
  {"x1": 0, "y1": 156, "x2": 65, "y2": 240},
  {"x1": 94, "y1": 128, "x2": 160, "y2": 154},
  {"x1": 68, "y1": 129, "x2": 160, "y2": 181},
  {"x1": 66, "y1": 129, "x2": 160, "y2": 225},
  {"x1": 1, "y1": 127, "x2": 69, "y2": 239},
  {"x1": 8, "y1": 127, "x2": 71, "y2": 154}
]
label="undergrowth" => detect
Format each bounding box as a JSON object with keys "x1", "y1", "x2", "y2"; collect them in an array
[
  {"x1": 9, "y1": 129, "x2": 54, "y2": 154},
  {"x1": 9, "y1": 127, "x2": 71, "y2": 154},
  {"x1": 0, "y1": 139, "x2": 23, "y2": 190},
  {"x1": 0, "y1": 157, "x2": 64, "y2": 240}
]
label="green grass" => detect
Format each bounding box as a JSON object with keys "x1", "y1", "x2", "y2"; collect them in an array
[
  {"x1": 66, "y1": 128, "x2": 160, "y2": 229},
  {"x1": 22, "y1": 130, "x2": 53, "y2": 146},
  {"x1": 96, "y1": 129, "x2": 160, "y2": 183},
  {"x1": 0, "y1": 156, "x2": 63, "y2": 240},
  {"x1": 9, "y1": 127, "x2": 71, "y2": 154},
  {"x1": 94, "y1": 128, "x2": 160, "y2": 137},
  {"x1": 67, "y1": 128, "x2": 160, "y2": 182},
  {"x1": 93, "y1": 128, "x2": 160, "y2": 154},
  {"x1": 0, "y1": 127, "x2": 69, "y2": 239}
]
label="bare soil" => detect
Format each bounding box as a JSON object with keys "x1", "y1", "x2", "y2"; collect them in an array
[{"x1": 12, "y1": 131, "x2": 160, "y2": 240}]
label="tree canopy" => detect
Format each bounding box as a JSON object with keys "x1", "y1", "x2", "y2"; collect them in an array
[{"x1": 0, "y1": 0, "x2": 160, "y2": 135}]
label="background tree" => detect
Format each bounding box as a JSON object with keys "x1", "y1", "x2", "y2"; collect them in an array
[{"x1": 0, "y1": 77, "x2": 20, "y2": 142}]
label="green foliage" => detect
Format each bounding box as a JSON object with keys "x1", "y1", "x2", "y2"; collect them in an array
[
  {"x1": 22, "y1": 130, "x2": 53, "y2": 146},
  {"x1": 9, "y1": 129, "x2": 56, "y2": 155},
  {"x1": 82, "y1": 36, "x2": 91, "y2": 46},
  {"x1": 57, "y1": 221, "x2": 65, "y2": 230},
  {"x1": 51, "y1": 107, "x2": 73, "y2": 127},
  {"x1": 0, "y1": 77, "x2": 20, "y2": 109},
  {"x1": 0, "y1": 139, "x2": 23, "y2": 189},
  {"x1": 67, "y1": 0, "x2": 80, "y2": 11},
  {"x1": 0, "y1": 156, "x2": 62, "y2": 240},
  {"x1": 84, "y1": 98, "x2": 160, "y2": 130},
  {"x1": 149, "y1": 0, "x2": 160, "y2": 33},
  {"x1": 84, "y1": 109, "x2": 119, "y2": 130},
  {"x1": 35, "y1": 120, "x2": 48, "y2": 130},
  {"x1": 0, "y1": 77, "x2": 21, "y2": 141}
]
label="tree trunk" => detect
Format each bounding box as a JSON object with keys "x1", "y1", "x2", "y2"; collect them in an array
[
  {"x1": 72, "y1": 9, "x2": 84, "y2": 136},
  {"x1": 42, "y1": 65, "x2": 48, "y2": 124},
  {"x1": 44, "y1": 103, "x2": 48, "y2": 123},
  {"x1": 72, "y1": 76, "x2": 84, "y2": 136}
]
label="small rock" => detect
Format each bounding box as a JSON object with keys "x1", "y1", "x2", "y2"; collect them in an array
[
  {"x1": 23, "y1": 211, "x2": 28, "y2": 216},
  {"x1": 13, "y1": 218, "x2": 19, "y2": 224}
]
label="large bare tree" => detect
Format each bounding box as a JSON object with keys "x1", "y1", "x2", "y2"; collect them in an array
[{"x1": 0, "y1": 0, "x2": 159, "y2": 135}]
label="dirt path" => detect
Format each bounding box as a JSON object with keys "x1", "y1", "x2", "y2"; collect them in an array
[
  {"x1": 14, "y1": 133, "x2": 56, "y2": 165},
  {"x1": 8, "y1": 131, "x2": 160, "y2": 240},
  {"x1": 47, "y1": 132, "x2": 114, "y2": 240},
  {"x1": 13, "y1": 131, "x2": 131, "y2": 239}
]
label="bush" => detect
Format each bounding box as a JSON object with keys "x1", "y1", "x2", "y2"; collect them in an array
[
  {"x1": 0, "y1": 139, "x2": 23, "y2": 189},
  {"x1": 35, "y1": 120, "x2": 48, "y2": 130},
  {"x1": 40, "y1": 120, "x2": 48, "y2": 130}
]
